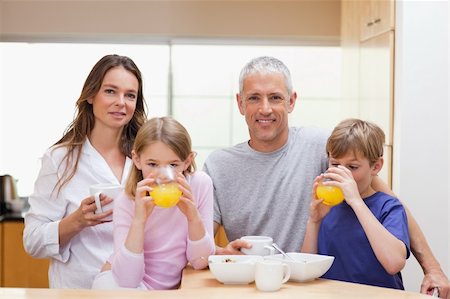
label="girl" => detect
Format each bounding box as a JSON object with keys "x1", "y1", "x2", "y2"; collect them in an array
[
  {"x1": 93, "y1": 116, "x2": 215, "y2": 290},
  {"x1": 23, "y1": 54, "x2": 147, "y2": 288}
]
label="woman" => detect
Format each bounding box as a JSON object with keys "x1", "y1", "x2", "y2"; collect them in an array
[{"x1": 23, "y1": 54, "x2": 147, "y2": 288}]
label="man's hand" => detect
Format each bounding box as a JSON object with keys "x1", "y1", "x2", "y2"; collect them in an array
[
  {"x1": 215, "y1": 239, "x2": 252, "y2": 255},
  {"x1": 421, "y1": 269, "x2": 450, "y2": 298}
]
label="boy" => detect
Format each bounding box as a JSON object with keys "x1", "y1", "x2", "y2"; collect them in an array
[{"x1": 301, "y1": 118, "x2": 410, "y2": 290}]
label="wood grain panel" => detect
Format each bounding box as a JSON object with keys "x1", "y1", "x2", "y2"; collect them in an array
[{"x1": 2, "y1": 221, "x2": 49, "y2": 288}]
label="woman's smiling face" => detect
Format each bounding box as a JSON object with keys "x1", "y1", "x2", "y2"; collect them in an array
[{"x1": 89, "y1": 66, "x2": 138, "y2": 131}]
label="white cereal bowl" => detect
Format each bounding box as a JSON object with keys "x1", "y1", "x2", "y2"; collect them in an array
[
  {"x1": 265, "y1": 252, "x2": 334, "y2": 282},
  {"x1": 208, "y1": 255, "x2": 264, "y2": 284}
]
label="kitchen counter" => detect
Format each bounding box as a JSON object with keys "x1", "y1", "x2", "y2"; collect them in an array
[
  {"x1": 0, "y1": 197, "x2": 29, "y2": 221},
  {"x1": 0, "y1": 267, "x2": 432, "y2": 298},
  {"x1": 0, "y1": 211, "x2": 25, "y2": 222}
]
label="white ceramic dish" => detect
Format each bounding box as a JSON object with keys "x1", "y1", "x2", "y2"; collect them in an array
[
  {"x1": 208, "y1": 255, "x2": 264, "y2": 284},
  {"x1": 9, "y1": 199, "x2": 25, "y2": 212},
  {"x1": 265, "y1": 252, "x2": 334, "y2": 282}
]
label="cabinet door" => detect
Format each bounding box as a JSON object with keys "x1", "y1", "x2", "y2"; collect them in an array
[
  {"x1": 360, "y1": 0, "x2": 373, "y2": 41},
  {"x1": 341, "y1": 0, "x2": 362, "y2": 117},
  {"x1": 380, "y1": 144, "x2": 393, "y2": 188},
  {"x1": 359, "y1": 31, "x2": 394, "y2": 146},
  {"x1": 2, "y1": 221, "x2": 49, "y2": 287},
  {"x1": 360, "y1": 0, "x2": 395, "y2": 41},
  {"x1": 0, "y1": 222, "x2": 2, "y2": 285}
]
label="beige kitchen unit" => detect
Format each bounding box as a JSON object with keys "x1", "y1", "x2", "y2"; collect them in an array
[
  {"x1": 360, "y1": 0, "x2": 395, "y2": 42},
  {"x1": 341, "y1": 0, "x2": 395, "y2": 187},
  {"x1": 359, "y1": 31, "x2": 395, "y2": 146},
  {"x1": 0, "y1": 219, "x2": 49, "y2": 287}
]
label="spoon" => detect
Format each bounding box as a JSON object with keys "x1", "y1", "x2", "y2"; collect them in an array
[{"x1": 272, "y1": 243, "x2": 295, "y2": 261}]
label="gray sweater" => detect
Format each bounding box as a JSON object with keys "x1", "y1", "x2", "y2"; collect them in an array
[{"x1": 203, "y1": 127, "x2": 329, "y2": 252}]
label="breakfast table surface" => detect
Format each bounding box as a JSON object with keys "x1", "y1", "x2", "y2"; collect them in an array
[{"x1": 0, "y1": 267, "x2": 432, "y2": 298}]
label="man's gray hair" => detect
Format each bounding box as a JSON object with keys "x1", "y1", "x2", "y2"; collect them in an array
[{"x1": 238, "y1": 56, "x2": 293, "y2": 96}]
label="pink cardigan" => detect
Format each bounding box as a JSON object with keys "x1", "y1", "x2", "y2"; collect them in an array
[{"x1": 110, "y1": 171, "x2": 215, "y2": 289}]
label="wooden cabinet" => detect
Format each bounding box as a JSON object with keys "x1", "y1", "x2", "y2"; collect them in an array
[
  {"x1": 214, "y1": 225, "x2": 229, "y2": 248},
  {"x1": 360, "y1": 0, "x2": 395, "y2": 41},
  {"x1": 342, "y1": 0, "x2": 395, "y2": 187},
  {"x1": 359, "y1": 31, "x2": 395, "y2": 146},
  {"x1": 0, "y1": 221, "x2": 3, "y2": 285},
  {"x1": 1, "y1": 220, "x2": 49, "y2": 287}
]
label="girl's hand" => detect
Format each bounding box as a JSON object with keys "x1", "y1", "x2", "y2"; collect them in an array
[
  {"x1": 175, "y1": 172, "x2": 201, "y2": 222},
  {"x1": 134, "y1": 176, "x2": 156, "y2": 221},
  {"x1": 324, "y1": 166, "x2": 363, "y2": 207},
  {"x1": 309, "y1": 175, "x2": 332, "y2": 223}
]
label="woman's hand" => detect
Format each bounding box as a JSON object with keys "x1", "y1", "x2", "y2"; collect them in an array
[
  {"x1": 134, "y1": 176, "x2": 156, "y2": 221},
  {"x1": 59, "y1": 194, "x2": 112, "y2": 246},
  {"x1": 74, "y1": 194, "x2": 112, "y2": 228}
]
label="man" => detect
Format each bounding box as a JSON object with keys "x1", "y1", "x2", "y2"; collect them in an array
[{"x1": 203, "y1": 56, "x2": 449, "y2": 297}]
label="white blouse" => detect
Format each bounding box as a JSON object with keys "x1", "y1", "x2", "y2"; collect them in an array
[{"x1": 23, "y1": 139, "x2": 131, "y2": 288}]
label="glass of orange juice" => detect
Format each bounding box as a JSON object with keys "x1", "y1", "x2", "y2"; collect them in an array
[
  {"x1": 316, "y1": 178, "x2": 345, "y2": 206},
  {"x1": 150, "y1": 166, "x2": 182, "y2": 208}
]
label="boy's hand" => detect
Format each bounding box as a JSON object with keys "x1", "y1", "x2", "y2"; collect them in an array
[
  {"x1": 325, "y1": 166, "x2": 362, "y2": 206},
  {"x1": 310, "y1": 176, "x2": 332, "y2": 222}
]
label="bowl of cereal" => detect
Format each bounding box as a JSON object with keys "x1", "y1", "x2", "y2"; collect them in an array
[
  {"x1": 208, "y1": 255, "x2": 263, "y2": 284},
  {"x1": 265, "y1": 252, "x2": 334, "y2": 282}
]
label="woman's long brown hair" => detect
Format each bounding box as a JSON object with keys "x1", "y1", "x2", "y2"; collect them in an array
[{"x1": 53, "y1": 54, "x2": 147, "y2": 194}]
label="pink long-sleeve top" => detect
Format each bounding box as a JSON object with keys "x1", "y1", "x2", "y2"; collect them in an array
[{"x1": 110, "y1": 171, "x2": 215, "y2": 290}]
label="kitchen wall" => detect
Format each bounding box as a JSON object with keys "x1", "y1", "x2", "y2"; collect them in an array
[
  {"x1": 0, "y1": 0, "x2": 340, "y2": 43},
  {"x1": 1, "y1": 0, "x2": 448, "y2": 294},
  {"x1": 394, "y1": 0, "x2": 449, "y2": 292},
  {"x1": 0, "y1": 0, "x2": 342, "y2": 194}
]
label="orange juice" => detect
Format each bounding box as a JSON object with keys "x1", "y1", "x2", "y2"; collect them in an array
[
  {"x1": 150, "y1": 182, "x2": 182, "y2": 208},
  {"x1": 316, "y1": 184, "x2": 345, "y2": 206}
]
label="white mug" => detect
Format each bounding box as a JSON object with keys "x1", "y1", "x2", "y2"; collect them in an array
[
  {"x1": 240, "y1": 236, "x2": 275, "y2": 256},
  {"x1": 89, "y1": 183, "x2": 122, "y2": 221},
  {"x1": 255, "y1": 260, "x2": 291, "y2": 292}
]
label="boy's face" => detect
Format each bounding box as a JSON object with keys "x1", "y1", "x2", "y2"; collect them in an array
[{"x1": 329, "y1": 151, "x2": 382, "y2": 198}]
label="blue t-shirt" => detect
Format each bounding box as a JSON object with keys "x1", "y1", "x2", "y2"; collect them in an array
[{"x1": 318, "y1": 192, "x2": 410, "y2": 290}]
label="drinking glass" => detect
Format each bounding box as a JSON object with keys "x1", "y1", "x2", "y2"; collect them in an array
[
  {"x1": 316, "y1": 178, "x2": 345, "y2": 206},
  {"x1": 150, "y1": 166, "x2": 182, "y2": 208}
]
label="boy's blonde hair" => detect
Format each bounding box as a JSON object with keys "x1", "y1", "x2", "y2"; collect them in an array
[
  {"x1": 326, "y1": 118, "x2": 385, "y2": 165},
  {"x1": 125, "y1": 117, "x2": 196, "y2": 198}
]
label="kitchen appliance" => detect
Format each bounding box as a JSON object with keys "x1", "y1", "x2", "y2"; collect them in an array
[{"x1": 0, "y1": 175, "x2": 19, "y2": 214}]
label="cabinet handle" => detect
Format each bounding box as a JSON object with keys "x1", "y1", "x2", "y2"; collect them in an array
[
  {"x1": 374, "y1": 18, "x2": 381, "y2": 23},
  {"x1": 367, "y1": 21, "x2": 374, "y2": 27}
]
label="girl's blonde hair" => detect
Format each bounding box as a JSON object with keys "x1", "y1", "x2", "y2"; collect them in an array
[
  {"x1": 125, "y1": 117, "x2": 196, "y2": 198},
  {"x1": 326, "y1": 118, "x2": 385, "y2": 166}
]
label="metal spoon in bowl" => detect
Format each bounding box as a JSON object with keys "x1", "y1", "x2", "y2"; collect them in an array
[{"x1": 272, "y1": 243, "x2": 296, "y2": 261}]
